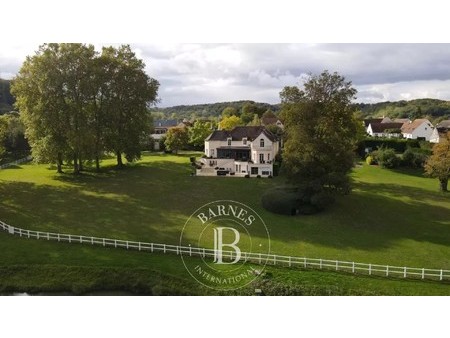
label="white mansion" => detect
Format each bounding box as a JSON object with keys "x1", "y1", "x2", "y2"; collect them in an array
[{"x1": 197, "y1": 126, "x2": 280, "y2": 177}]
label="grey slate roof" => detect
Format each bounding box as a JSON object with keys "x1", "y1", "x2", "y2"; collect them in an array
[
  {"x1": 206, "y1": 126, "x2": 277, "y2": 142},
  {"x1": 154, "y1": 119, "x2": 178, "y2": 128}
]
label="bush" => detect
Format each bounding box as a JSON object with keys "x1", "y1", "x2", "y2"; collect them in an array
[
  {"x1": 261, "y1": 187, "x2": 299, "y2": 215},
  {"x1": 374, "y1": 147, "x2": 400, "y2": 169},
  {"x1": 244, "y1": 174, "x2": 250, "y2": 178},
  {"x1": 366, "y1": 155, "x2": 375, "y2": 165},
  {"x1": 257, "y1": 175, "x2": 261, "y2": 178},
  {"x1": 402, "y1": 148, "x2": 429, "y2": 168}
]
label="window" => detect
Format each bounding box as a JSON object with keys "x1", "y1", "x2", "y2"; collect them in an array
[
  {"x1": 259, "y1": 154, "x2": 264, "y2": 163},
  {"x1": 227, "y1": 138, "x2": 232, "y2": 146},
  {"x1": 262, "y1": 170, "x2": 270, "y2": 176},
  {"x1": 251, "y1": 167, "x2": 258, "y2": 175},
  {"x1": 211, "y1": 149, "x2": 214, "y2": 157},
  {"x1": 260, "y1": 138, "x2": 264, "y2": 147},
  {"x1": 267, "y1": 153, "x2": 270, "y2": 161},
  {"x1": 243, "y1": 137, "x2": 247, "y2": 145}
]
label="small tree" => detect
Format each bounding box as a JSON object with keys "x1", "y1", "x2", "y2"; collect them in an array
[
  {"x1": 165, "y1": 127, "x2": 188, "y2": 154},
  {"x1": 188, "y1": 121, "x2": 212, "y2": 149},
  {"x1": 424, "y1": 132, "x2": 450, "y2": 192}
]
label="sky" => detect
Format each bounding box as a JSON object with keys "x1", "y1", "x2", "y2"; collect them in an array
[{"x1": 2, "y1": 43, "x2": 450, "y2": 107}]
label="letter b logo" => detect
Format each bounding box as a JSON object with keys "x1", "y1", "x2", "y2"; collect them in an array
[{"x1": 213, "y1": 227, "x2": 241, "y2": 264}]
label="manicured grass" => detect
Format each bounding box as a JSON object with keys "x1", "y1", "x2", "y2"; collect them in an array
[{"x1": 0, "y1": 152, "x2": 449, "y2": 294}]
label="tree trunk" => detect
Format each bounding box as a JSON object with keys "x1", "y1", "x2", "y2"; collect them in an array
[
  {"x1": 78, "y1": 154, "x2": 84, "y2": 172},
  {"x1": 73, "y1": 154, "x2": 80, "y2": 175},
  {"x1": 439, "y1": 178, "x2": 448, "y2": 192},
  {"x1": 116, "y1": 151, "x2": 124, "y2": 168},
  {"x1": 57, "y1": 153, "x2": 63, "y2": 174},
  {"x1": 95, "y1": 156, "x2": 100, "y2": 172}
]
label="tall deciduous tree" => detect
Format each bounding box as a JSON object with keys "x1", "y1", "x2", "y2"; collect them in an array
[
  {"x1": 101, "y1": 45, "x2": 159, "y2": 167},
  {"x1": 280, "y1": 71, "x2": 360, "y2": 196},
  {"x1": 425, "y1": 132, "x2": 450, "y2": 192}
]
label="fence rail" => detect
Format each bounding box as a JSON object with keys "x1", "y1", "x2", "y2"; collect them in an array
[
  {"x1": 0, "y1": 156, "x2": 32, "y2": 170},
  {"x1": 1, "y1": 220, "x2": 449, "y2": 282}
]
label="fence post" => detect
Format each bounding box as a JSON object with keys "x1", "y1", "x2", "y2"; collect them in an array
[
  {"x1": 404, "y1": 267, "x2": 407, "y2": 278},
  {"x1": 138, "y1": 242, "x2": 141, "y2": 251},
  {"x1": 126, "y1": 241, "x2": 129, "y2": 250},
  {"x1": 189, "y1": 245, "x2": 191, "y2": 256},
  {"x1": 68, "y1": 234, "x2": 71, "y2": 243},
  {"x1": 80, "y1": 236, "x2": 82, "y2": 244},
  {"x1": 151, "y1": 243, "x2": 154, "y2": 252},
  {"x1": 320, "y1": 259, "x2": 322, "y2": 269},
  {"x1": 336, "y1": 260, "x2": 338, "y2": 271},
  {"x1": 91, "y1": 237, "x2": 94, "y2": 245},
  {"x1": 37, "y1": 232, "x2": 39, "y2": 240},
  {"x1": 304, "y1": 257, "x2": 307, "y2": 268},
  {"x1": 386, "y1": 265, "x2": 389, "y2": 277},
  {"x1": 369, "y1": 264, "x2": 372, "y2": 275},
  {"x1": 440, "y1": 270, "x2": 443, "y2": 281},
  {"x1": 289, "y1": 256, "x2": 291, "y2": 267},
  {"x1": 103, "y1": 238, "x2": 105, "y2": 247},
  {"x1": 203, "y1": 248, "x2": 205, "y2": 258},
  {"x1": 28, "y1": 230, "x2": 30, "y2": 238},
  {"x1": 58, "y1": 234, "x2": 60, "y2": 242},
  {"x1": 352, "y1": 262, "x2": 355, "y2": 273},
  {"x1": 422, "y1": 268, "x2": 425, "y2": 279},
  {"x1": 273, "y1": 255, "x2": 276, "y2": 265},
  {"x1": 114, "y1": 240, "x2": 117, "y2": 248},
  {"x1": 163, "y1": 244, "x2": 166, "y2": 253}
]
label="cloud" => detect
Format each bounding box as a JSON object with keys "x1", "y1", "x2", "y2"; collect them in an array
[{"x1": 3, "y1": 43, "x2": 450, "y2": 106}]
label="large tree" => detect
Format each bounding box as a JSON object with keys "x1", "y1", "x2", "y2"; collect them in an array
[
  {"x1": 101, "y1": 45, "x2": 159, "y2": 167},
  {"x1": 280, "y1": 71, "x2": 360, "y2": 195},
  {"x1": 425, "y1": 132, "x2": 450, "y2": 192}
]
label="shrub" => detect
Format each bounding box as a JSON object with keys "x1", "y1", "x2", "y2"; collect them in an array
[
  {"x1": 244, "y1": 174, "x2": 250, "y2": 178},
  {"x1": 257, "y1": 175, "x2": 261, "y2": 178},
  {"x1": 402, "y1": 148, "x2": 429, "y2": 168},
  {"x1": 366, "y1": 155, "x2": 375, "y2": 165},
  {"x1": 261, "y1": 187, "x2": 299, "y2": 215},
  {"x1": 375, "y1": 147, "x2": 401, "y2": 169}
]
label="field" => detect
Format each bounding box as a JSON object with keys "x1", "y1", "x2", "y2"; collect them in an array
[{"x1": 0, "y1": 152, "x2": 449, "y2": 295}]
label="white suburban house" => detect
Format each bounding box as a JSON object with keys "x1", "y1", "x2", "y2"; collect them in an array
[
  {"x1": 198, "y1": 126, "x2": 280, "y2": 177},
  {"x1": 367, "y1": 122, "x2": 404, "y2": 138},
  {"x1": 401, "y1": 119, "x2": 434, "y2": 141}
]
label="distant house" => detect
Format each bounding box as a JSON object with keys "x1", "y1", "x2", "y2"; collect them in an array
[
  {"x1": 363, "y1": 118, "x2": 383, "y2": 134},
  {"x1": 151, "y1": 119, "x2": 179, "y2": 150},
  {"x1": 393, "y1": 118, "x2": 411, "y2": 124},
  {"x1": 198, "y1": 126, "x2": 280, "y2": 177},
  {"x1": 367, "y1": 122, "x2": 404, "y2": 138},
  {"x1": 261, "y1": 117, "x2": 284, "y2": 129},
  {"x1": 401, "y1": 119, "x2": 434, "y2": 141},
  {"x1": 430, "y1": 120, "x2": 450, "y2": 143}
]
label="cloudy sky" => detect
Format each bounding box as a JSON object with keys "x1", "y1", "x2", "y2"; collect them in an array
[{"x1": 2, "y1": 43, "x2": 450, "y2": 107}]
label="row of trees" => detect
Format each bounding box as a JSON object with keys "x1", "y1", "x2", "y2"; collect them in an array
[{"x1": 11, "y1": 43, "x2": 159, "y2": 173}]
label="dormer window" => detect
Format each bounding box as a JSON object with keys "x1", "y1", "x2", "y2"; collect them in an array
[
  {"x1": 227, "y1": 137, "x2": 232, "y2": 146},
  {"x1": 260, "y1": 138, "x2": 264, "y2": 147},
  {"x1": 243, "y1": 137, "x2": 247, "y2": 145}
]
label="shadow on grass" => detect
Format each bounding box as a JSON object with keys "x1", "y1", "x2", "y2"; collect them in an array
[{"x1": 389, "y1": 167, "x2": 427, "y2": 178}]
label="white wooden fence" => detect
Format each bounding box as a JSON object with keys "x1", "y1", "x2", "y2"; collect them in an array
[
  {"x1": 0, "y1": 155, "x2": 32, "y2": 170},
  {"x1": 1, "y1": 220, "x2": 449, "y2": 282}
]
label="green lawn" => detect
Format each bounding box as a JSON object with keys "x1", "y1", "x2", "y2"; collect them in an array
[{"x1": 0, "y1": 152, "x2": 449, "y2": 295}]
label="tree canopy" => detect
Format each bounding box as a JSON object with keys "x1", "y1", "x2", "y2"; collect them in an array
[
  {"x1": 165, "y1": 127, "x2": 188, "y2": 153},
  {"x1": 280, "y1": 71, "x2": 360, "y2": 198},
  {"x1": 218, "y1": 115, "x2": 243, "y2": 131},
  {"x1": 11, "y1": 43, "x2": 159, "y2": 173}
]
